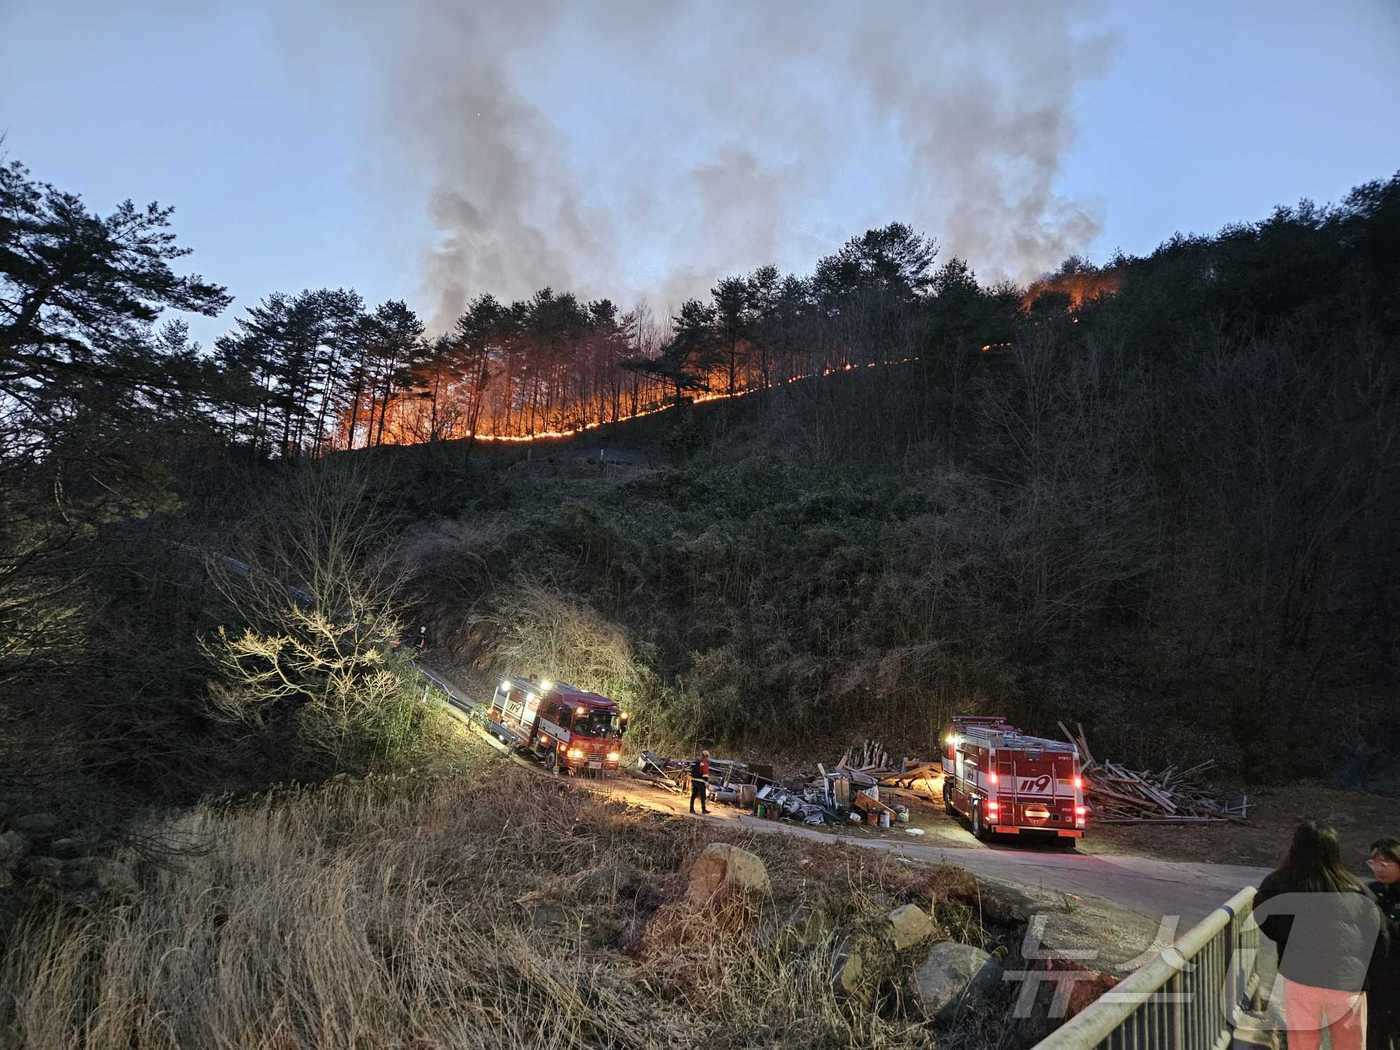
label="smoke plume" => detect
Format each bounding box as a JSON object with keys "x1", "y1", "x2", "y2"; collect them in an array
[{"x1": 386, "y1": 1, "x2": 1113, "y2": 329}]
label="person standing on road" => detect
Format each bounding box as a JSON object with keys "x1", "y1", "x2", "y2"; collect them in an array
[
  {"x1": 1365, "y1": 838, "x2": 1400, "y2": 1050},
  {"x1": 1253, "y1": 822, "x2": 1384, "y2": 1050},
  {"x1": 689, "y1": 750, "x2": 710, "y2": 815}
]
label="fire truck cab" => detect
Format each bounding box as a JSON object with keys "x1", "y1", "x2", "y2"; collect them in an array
[
  {"x1": 941, "y1": 715, "x2": 1087, "y2": 841},
  {"x1": 485, "y1": 675, "x2": 628, "y2": 776}
]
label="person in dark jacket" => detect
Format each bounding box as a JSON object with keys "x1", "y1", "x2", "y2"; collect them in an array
[
  {"x1": 689, "y1": 750, "x2": 710, "y2": 815},
  {"x1": 1366, "y1": 837, "x2": 1400, "y2": 1050},
  {"x1": 1253, "y1": 822, "x2": 1384, "y2": 1050}
]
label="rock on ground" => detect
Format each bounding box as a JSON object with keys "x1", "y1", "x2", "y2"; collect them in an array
[
  {"x1": 830, "y1": 941, "x2": 864, "y2": 998},
  {"x1": 886, "y1": 903, "x2": 936, "y2": 951},
  {"x1": 686, "y1": 843, "x2": 770, "y2": 902},
  {"x1": 909, "y1": 940, "x2": 1004, "y2": 1023}
]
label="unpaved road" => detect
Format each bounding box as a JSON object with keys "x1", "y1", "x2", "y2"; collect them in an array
[
  {"x1": 426, "y1": 666, "x2": 1268, "y2": 955},
  {"x1": 572, "y1": 764, "x2": 1268, "y2": 932}
]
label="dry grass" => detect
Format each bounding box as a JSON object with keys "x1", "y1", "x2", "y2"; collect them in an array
[{"x1": 1, "y1": 760, "x2": 1014, "y2": 1050}]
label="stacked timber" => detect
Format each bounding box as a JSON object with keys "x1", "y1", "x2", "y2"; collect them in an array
[
  {"x1": 882, "y1": 757, "x2": 942, "y2": 790},
  {"x1": 1057, "y1": 722, "x2": 1248, "y2": 824},
  {"x1": 818, "y1": 739, "x2": 939, "y2": 791}
]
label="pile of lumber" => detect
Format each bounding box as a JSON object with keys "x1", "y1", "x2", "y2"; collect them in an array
[
  {"x1": 819, "y1": 739, "x2": 940, "y2": 792},
  {"x1": 882, "y1": 757, "x2": 941, "y2": 790},
  {"x1": 1057, "y1": 722, "x2": 1248, "y2": 824},
  {"x1": 835, "y1": 739, "x2": 896, "y2": 776}
]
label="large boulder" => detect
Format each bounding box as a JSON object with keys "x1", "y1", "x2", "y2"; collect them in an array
[
  {"x1": 909, "y1": 941, "x2": 1004, "y2": 1022},
  {"x1": 886, "y1": 903, "x2": 936, "y2": 951},
  {"x1": 686, "y1": 843, "x2": 770, "y2": 902}
]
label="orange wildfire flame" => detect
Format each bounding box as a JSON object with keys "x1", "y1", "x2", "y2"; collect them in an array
[
  {"x1": 1021, "y1": 270, "x2": 1123, "y2": 312},
  {"x1": 341, "y1": 357, "x2": 912, "y2": 449}
]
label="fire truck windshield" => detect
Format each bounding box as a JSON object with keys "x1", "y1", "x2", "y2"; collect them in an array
[{"x1": 572, "y1": 709, "x2": 619, "y2": 738}]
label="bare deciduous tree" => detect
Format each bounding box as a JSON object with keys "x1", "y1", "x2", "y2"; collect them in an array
[{"x1": 205, "y1": 462, "x2": 435, "y2": 771}]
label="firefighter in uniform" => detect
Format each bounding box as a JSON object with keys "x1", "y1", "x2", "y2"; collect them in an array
[
  {"x1": 689, "y1": 750, "x2": 710, "y2": 815},
  {"x1": 1366, "y1": 838, "x2": 1400, "y2": 1050}
]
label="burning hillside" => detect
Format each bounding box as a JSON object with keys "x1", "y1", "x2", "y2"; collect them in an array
[{"x1": 1021, "y1": 266, "x2": 1123, "y2": 312}]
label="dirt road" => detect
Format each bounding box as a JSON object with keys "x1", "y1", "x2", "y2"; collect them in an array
[
  {"x1": 428, "y1": 668, "x2": 1267, "y2": 956},
  {"x1": 572, "y1": 764, "x2": 1268, "y2": 929}
]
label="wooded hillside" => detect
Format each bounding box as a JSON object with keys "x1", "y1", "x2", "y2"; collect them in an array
[{"x1": 3, "y1": 157, "x2": 1398, "y2": 827}]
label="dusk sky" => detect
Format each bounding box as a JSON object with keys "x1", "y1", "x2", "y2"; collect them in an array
[{"x1": 3, "y1": 0, "x2": 1397, "y2": 344}]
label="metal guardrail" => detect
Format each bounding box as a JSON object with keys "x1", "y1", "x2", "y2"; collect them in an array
[
  {"x1": 1033, "y1": 885, "x2": 1261, "y2": 1050},
  {"x1": 412, "y1": 662, "x2": 480, "y2": 718}
]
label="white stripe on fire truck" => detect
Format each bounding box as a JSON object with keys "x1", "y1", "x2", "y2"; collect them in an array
[{"x1": 538, "y1": 718, "x2": 570, "y2": 742}]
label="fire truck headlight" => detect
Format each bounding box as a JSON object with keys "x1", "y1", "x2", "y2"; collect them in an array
[
  {"x1": 606, "y1": 751, "x2": 620, "y2": 762},
  {"x1": 567, "y1": 748, "x2": 583, "y2": 761},
  {"x1": 949, "y1": 734, "x2": 961, "y2": 747},
  {"x1": 500, "y1": 680, "x2": 510, "y2": 692},
  {"x1": 540, "y1": 679, "x2": 553, "y2": 691}
]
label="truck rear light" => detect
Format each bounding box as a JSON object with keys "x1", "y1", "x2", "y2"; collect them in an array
[
  {"x1": 1073, "y1": 776, "x2": 1082, "y2": 789},
  {"x1": 988, "y1": 771, "x2": 998, "y2": 784},
  {"x1": 985, "y1": 800, "x2": 998, "y2": 812}
]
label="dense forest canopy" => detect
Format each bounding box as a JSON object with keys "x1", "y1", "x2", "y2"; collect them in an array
[{"x1": 3, "y1": 155, "x2": 1399, "y2": 819}]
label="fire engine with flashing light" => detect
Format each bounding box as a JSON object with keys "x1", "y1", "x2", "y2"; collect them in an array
[
  {"x1": 941, "y1": 715, "x2": 1087, "y2": 841},
  {"x1": 484, "y1": 675, "x2": 629, "y2": 775}
]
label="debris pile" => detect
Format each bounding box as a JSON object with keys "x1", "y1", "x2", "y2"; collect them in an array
[
  {"x1": 634, "y1": 751, "x2": 773, "y2": 806},
  {"x1": 1057, "y1": 722, "x2": 1247, "y2": 823},
  {"x1": 810, "y1": 739, "x2": 931, "y2": 827},
  {"x1": 756, "y1": 783, "x2": 830, "y2": 825},
  {"x1": 635, "y1": 751, "x2": 685, "y2": 793},
  {"x1": 817, "y1": 738, "x2": 939, "y2": 793},
  {"x1": 632, "y1": 742, "x2": 926, "y2": 828}
]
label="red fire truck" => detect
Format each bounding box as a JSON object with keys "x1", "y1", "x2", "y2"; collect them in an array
[
  {"x1": 941, "y1": 715, "x2": 1087, "y2": 841},
  {"x1": 484, "y1": 675, "x2": 629, "y2": 776}
]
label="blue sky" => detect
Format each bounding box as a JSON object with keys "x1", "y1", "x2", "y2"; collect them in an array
[{"x1": 2, "y1": 0, "x2": 1397, "y2": 345}]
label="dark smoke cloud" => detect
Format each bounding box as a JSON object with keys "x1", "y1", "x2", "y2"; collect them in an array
[{"x1": 385, "y1": 0, "x2": 1113, "y2": 329}]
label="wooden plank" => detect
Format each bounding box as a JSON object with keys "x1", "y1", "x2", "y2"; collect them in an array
[{"x1": 1074, "y1": 723, "x2": 1096, "y2": 765}]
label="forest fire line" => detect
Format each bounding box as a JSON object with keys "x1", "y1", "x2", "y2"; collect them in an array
[
  {"x1": 346, "y1": 358, "x2": 913, "y2": 448},
  {"x1": 327, "y1": 264, "x2": 1128, "y2": 453}
]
